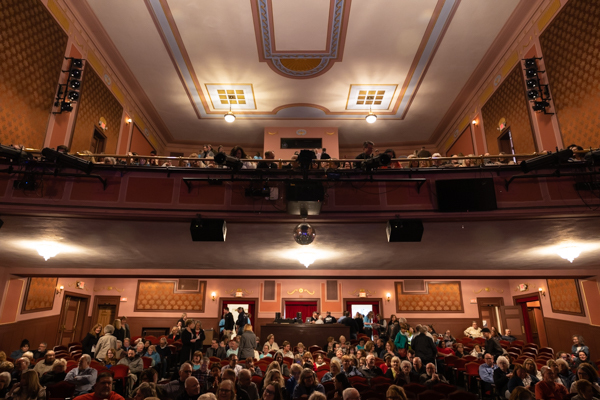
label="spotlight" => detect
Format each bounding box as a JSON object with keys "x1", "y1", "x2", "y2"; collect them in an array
[
  {"x1": 70, "y1": 69, "x2": 82, "y2": 79},
  {"x1": 0, "y1": 144, "x2": 31, "y2": 162},
  {"x1": 297, "y1": 150, "x2": 316, "y2": 170},
  {"x1": 532, "y1": 100, "x2": 550, "y2": 112},
  {"x1": 524, "y1": 58, "x2": 538, "y2": 68},
  {"x1": 60, "y1": 101, "x2": 73, "y2": 112},
  {"x1": 67, "y1": 91, "x2": 79, "y2": 101},
  {"x1": 42, "y1": 147, "x2": 94, "y2": 174},
  {"x1": 526, "y1": 79, "x2": 538, "y2": 89},
  {"x1": 527, "y1": 90, "x2": 540, "y2": 100},
  {"x1": 214, "y1": 152, "x2": 243, "y2": 170},
  {"x1": 69, "y1": 80, "x2": 81, "y2": 90},
  {"x1": 293, "y1": 221, "x2": 316, "y2": 245},
  {"x1": 362, "y1": 153, "x2": 391, "y2": 171},
  {"x1": 519, "y1": 148, "x2": 573, "y2": 173},
  {"x1": 71, "y1": 59, "x2": 83, "y2": 68},
  {"x1": 525, "y1": 68, "x2": 538, "y2": 79}
]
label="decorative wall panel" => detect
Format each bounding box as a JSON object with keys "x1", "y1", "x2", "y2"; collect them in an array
[
  {"x1": 22, "y1": 277, "x2": 58, "y2": 313},
  {"x1": 539, "y1": 0, "x2": 600, "y2": 148},
  {"x1": 135, "y1": 280, "x2": 206, "y2": 312},
  {"x1": 547, "y1": 278, "x2": 584, "y2": 316},
  {"x1": 70, "y1": 66, "x2": 122, "y2": 154},
  {"x1": 0, "y1": 0, "x2": 68, "y2": 148},
  {"x1": 395, "y1": 281, "x2": 463, "y2": 313},
  {"x1": 481, "y1": 67, "x2": 535, "y2": 155}
]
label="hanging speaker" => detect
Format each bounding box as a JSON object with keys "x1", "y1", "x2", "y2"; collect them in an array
[
  {"x1": 190, "y1": 218, "x2": 227, "y2": 241},
  {"x1": 386, "y1": 219, "x2": 424, "y2": 242}
]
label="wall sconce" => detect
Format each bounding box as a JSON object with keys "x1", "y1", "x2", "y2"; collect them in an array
[
  {"x1": 386, "y1": 293, "x2": 391, "y2": 302},
  {"x1": 211, "y1": 292, "x2": 216, "y2": 301},
  {"x1": 55, "y1": 285, "x2": 64, "y2": 295},
  {"x1": 125, "y1": 117, "x2": 132, "y2": 124},
  {"x1": 538, "y1": 287, "x2": 546, "y2": 298},
  {"x1": 472, "y1": 119, "x2": 478, "y2": 125}
]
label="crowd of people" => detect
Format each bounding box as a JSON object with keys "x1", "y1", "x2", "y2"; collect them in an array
[{"x1": 0, "y1": 312, "x2": 596, "y2": 400}]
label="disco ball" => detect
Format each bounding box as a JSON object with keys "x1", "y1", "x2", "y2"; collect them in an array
[{"x1": 293, "y1": 222, "x2": 316, "y2": 245}]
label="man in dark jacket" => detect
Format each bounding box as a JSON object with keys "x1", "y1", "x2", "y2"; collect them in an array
[
  {"x1": 223, "y1": 307, "x2": 235, "y2": 339},
  {"x1": 206, "y1": 339, "x2": 227, "y2": 359},
  {"x1": 236, "y1": 307, "x2": 247, "y2": 335},
  {"x1": 482, "y1": 328, "x2": 503, "y2": 360},
  {"x1": 340, "y1": 311, "x2": 358, "y2": 339},
  {"x1": 411, "y1": 326, "x2": 438, "y2": 366}
]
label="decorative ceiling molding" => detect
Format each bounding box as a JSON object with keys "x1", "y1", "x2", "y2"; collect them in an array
[{"x1": 251, "y1": 0, "x2": 351, "y2": 79}]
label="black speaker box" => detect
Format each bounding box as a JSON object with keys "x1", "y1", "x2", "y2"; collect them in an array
[
  {"x1": 435, "y1": 178, "x2": 497, "y2": 212},
  {"x1": 190, "y1": 218, "x2": 227, "y2": 241},
  {"x1": 386, "y1": 219, "x2": 424, "y2": 242},
  {"x1": 286, "y1": 181, "x2": 325, "y2": 215}
]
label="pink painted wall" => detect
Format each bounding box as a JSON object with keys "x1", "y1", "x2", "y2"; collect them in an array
[
  {"x1": 263, "y1": 127, "x2": 339, "y2": 160},
  {"x1": 129, "y1": 124, "x2": 155, "y2": 154},
  {"x1": 447, "y1": 126, "x2": 475, "y2": 156}
]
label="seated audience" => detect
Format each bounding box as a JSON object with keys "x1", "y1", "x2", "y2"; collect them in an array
[
  {"x1": 118, "y1": 348, "x2": 143, "y2": 374},
  {"x1": 0, "y1": 372, "x2": 10, "y2": 398},
  {"x1": 132, "y1": 382, "x2": 158, "y2": 400},
  {"x1": 257, "y1": 151, "x2": 278, "y2": 169},
  {"x1": 238, "y1": 369, "x2": 259, "y2": 400},
  {"x1": 420, "y1": 362, "x2": 448, "y2": 389},
  {"x1": 104, "y1": 348, "x2": 118, "y2": 368},
  {"x1": 11, "y1": 358, "x2": 30, "y2": 386},
  {"x1": 556, "y1": 358, "x2": 576, "y2": 388},
  {"x1": 73, "y1": 371, "x2": 124, "y2": 400},
  {"x1": 31, "y1": 343, "x2": 47, "y2": 360},
  {"x1": 321, "y1": 360, "x2": 341, "y2": 383},
  {"x1": 262, "y1": 381, "x2": 284, "y2": 400},
  {"x1": 575, "y1": 351, "x2": 593, "y2": 368},
  {"x1": 573, "y1": 379, "x2": 599, "y2": 400},
  {"x1": 39, "y1": 359, "x2": 67, "y2": 387},
  {"x1": 10, "y1": 341, "x2": 29, "y2": 360},
  {"x1": 471, "y1": 344, "x2": 484, "y2": 359},
  {"x1": 508, "y1": 366, "x2": 538, "y2": 393},
  {"x1": 341, "y1": 355, "x2": 363, "y2": 377},
  {"x1": 292, "y1": 368, "x2": 325, "y2": 399},
  {"x1": 221, "y1": 355, "x2": 242, "y2": 377},
  {"x1": 207, "y1": 339, "x2": 227, "y2": 360},
  {"x1": 535, "y1": 366, "x2": 568, "y2": 399},
  {"x1": 160, "y1": 363, "x2": 193, "y2": 400},
  {"x1": 65, "y1": 354, "x2": 98, "y2": 396},
  {"x1": 5, "y1": 370, "x2": 45, "y2": 400},
  {"x1": 385, "y1": 385, "x2": 408, "y2": 400},
  {"x1": 464, "y1": 321, "x2": 483, "y2": 338},
  {"x1": 360, "y1": 354, "x2": 383, "y2": 378},
  {"x1": 494, "y1": 356, "x2": 513, "y2": 397},
  {"x1": 272, "y1": 353, "x2": 290, "y2": 376},
  {"x1": 502, "y1": 329, "x2": 517, "y2": 342},
  {"x1": 265, "y1": 334, "x2": 280, "y2": 352},
  {"x1": 523, "y1": 358, "x2": 542, "y2": 381},
  {"x1": 571, "y1": 363, "x2": 600, "y2": 396},
  {"x1": 509, "y1": 386, "x2": 535, "y2": 400},
  {"x1": 385, "y1": 356, "x2": 401, "y2": 380},
  {"x1": 32, "y1": 350, "x2": 55, "y2": 377},
  {"x1": 230, "y1": 146, "x2": 257, "y2": 170},
  {"x1": 332, "y1": 373, "x2": 352, "y2": 399},
  {"x1": 286, "y1": 363, "x2": 302, "y2": 398}
]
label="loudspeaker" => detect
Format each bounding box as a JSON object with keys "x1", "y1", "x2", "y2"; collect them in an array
[
  {"x1": 275, "y1": 312, "x2": 281, "y2": 319},
  {"x1": 190, "y1": 218, "x2": 227, "y2": 241},
  {"x1": 296, "y1": 311, "x2": 302, "y2": 320},
  {"x1": 387, "y1": 219, "x2": 424, "y2": 242},
  {"x1": 435, "y1": 178, "x2": 497, "y2": 212},
  {"x1": 286, "y1": 181, "x2": 325, "y2": 216}
]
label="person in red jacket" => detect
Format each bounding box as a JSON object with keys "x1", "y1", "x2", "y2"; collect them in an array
[{"x1": 74, "y1": 371, "x2": 124, "y2": 400}]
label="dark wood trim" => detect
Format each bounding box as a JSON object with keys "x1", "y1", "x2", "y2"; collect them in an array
[
  {"x1": 282, "y1": 298, "x2": 321, "y2": 319},
  {"x1": 90, "y1": 295, "x2": 121, "y2": 327},
  {"x1": 21, "y1": 277, "x2": 58, "y2": 314},
  {"x1": 58, "y1": 291, "x2": 91, "y2": 344},
  {"x1": 476, "y1": 297, "x2": 504, "y2": 330},
  {"x1": 546, "y1": 279, "x2": 586, "y2": 317},
  {"x1": 512, "y1": 292, "x2": 541, "y2": 305},
  {"x1": 395, "y1": 281, "x2": 464, "y2": 313},
  {"x1": 134, "y1": 280, "x2": 206, "y2": 312}
]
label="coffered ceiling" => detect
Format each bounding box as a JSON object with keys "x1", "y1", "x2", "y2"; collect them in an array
[{"x1": 73, "y1": 0, "x2": 533, "y2": 148}]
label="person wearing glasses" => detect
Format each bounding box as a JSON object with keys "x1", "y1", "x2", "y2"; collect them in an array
[
  {"x1": 217, "y1": 380, "x2": 236, "y2": 400},
  {"x1": 160, "y1": 362, "x2": 193, "y2": 400},
  {"x1": 479, "y1": 353, "x2": 498, "y2": 396},
  {"x1": 262, "y1": 382, "x2": 283, "y2": 400}
]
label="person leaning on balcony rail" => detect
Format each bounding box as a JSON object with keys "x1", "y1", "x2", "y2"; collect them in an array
[{"x1": 230, "y1": 146, "x2": 257, "y2": 169}]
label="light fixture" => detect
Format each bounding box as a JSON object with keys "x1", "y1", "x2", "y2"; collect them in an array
[
  {"x1": 42, "y1": 147, "x2": 94, "y2": 174},
  {"x1": 55, "y1": 285, "x2": 64, "y2": 295},
  {"x1": 365, "y1": 108, "x2": 377, "y2": 124},
  {"x1": 125, "y1": 117, "x2": 132, "y2": 124},
  {"x1": 67, "y1": 91, "x2": 79, "y2": 101},
  {"x1": 472, "y1": 119, "x2": 477, "y2": 125},
  {"x1": 224, "y1": 105, "x2": 236, "y2": 123},
  {"x1": 538, "y1": 287, "x2": 546, "y2": 298},
  {"x1": 298, "y1": 250, "x2": 316, "y2": 268},
  {"x1": 386, "y1": 293, "x2": 391, "y2": 302},
  {"x1": 362, "y1": 153, "x2": 391, "y2": 171},
  {"x1": 293, "y1": 221, "x2": 316, "y2": 245},
  {"x1": 0, "y1": 144, "x2": 31, "y2": 162},
  {"x1": 527, "y1": 90, "x2": 540, "y2": 100},
  {"x1": 38, "y1": 243, "x2": 61, "y2": 261},
  {"x1": 211, "y1": 292, "x2": 216, "y2": 301},
  {"x1": 519, "y1": 148, "x2": 573, "y2": 173},
  {"x1": 526, "y1": 79, "x2": 538, "y2": 89},
  {"x1": 69, "y1": 80, "x2": 81, "y2": 90},
  {"x1": 556, "y1": 245, "x2": 581, "y2": 263}
]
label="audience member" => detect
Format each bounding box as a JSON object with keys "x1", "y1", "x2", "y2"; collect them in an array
[
  {"x1": 238, "y1": 369, "x2": 259, "y2": 400},
  {"x1": 385, "y1": 385, "x2": 408, "y2": 400},
  {"x1": 508, "y1": 365, "x2": 538, "y2": 393},
  {"x1": 95, "y1": 324, "x2": 117, "y2": 361},
  {"x1": 5, "y1": 370, "x2": 45, "y2": 400},
  {"x1": 481, "y1": 328, "x2": 503, "y2": 360},
  {"x1": 570, "y1": 363, "x2": 600, "y2": 396},
  {"x1": 118, "y1": 348, "x2": 143, "y2": 375},
  {"x1": 160, "y1": 363, "x2": 193, "y2": 400},
  {"x1": 494, "y1": 355, "x2": 513, "y2": 397},
  {"x1": 39, "y1": 359, "x2": 67, "y2": 387},
  {"x1": 32, "y1": 350, "x2": 55, "y2": 377},
  {"x1": 292, "y1": 368, "x2": 325, "y2": 399},
  {"x1": 419, "y1": 362, "x2": 447, "y2": 389},
  {"x1": 354, "y1": 141, "x2": 374, "y2": 168},
  {"x1": 502, "y1": 329, "x2": 517, "y2": 342},
  {"x1": 411, "y1": 326, "x2": 438, "y2": 366},
  {"x1": 573, "y1": 336, "x2": 591, "y2": 359},
  {"x1": 535, "y1": 366, "x2": 568, "y2": 399},
  {"x1": 9, "y1": 341, "x2": 29, "y2": 360},
  {"x1": 464, "y1": 321, "x2": 482, "y2": 338},
  {"x1": 0, "y1": 372, "x2": 10, "y2": 398},
  {"x1": 65, "y1": 354, "x2": 98, "y2": 396},
  {"x1": 31, "y1": 343, "x2": 47, "y2": 360},
  {"x1": 479, "y1": 353, "x2": 497, "y2": 395},
  {"x1": 73, "y1": 371, "x2": 124, "y2": 400},
  {"x1": 222, "y1": 355, "x2": 243, "y2": 377}
]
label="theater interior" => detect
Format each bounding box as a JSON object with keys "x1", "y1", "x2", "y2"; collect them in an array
[{"x1": 2, "y1": 0, "x2": 600, "y2": 364}]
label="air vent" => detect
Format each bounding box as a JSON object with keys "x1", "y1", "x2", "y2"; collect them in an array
[
  {"x1": 326, "y1": 280, "x2": 338, "y2": 301},
  {"x1": 264, "y1": 280, "x2": 276, "y2": 301},
  {"x1": 357, "y1": 90, "x2": 385, "y2": 105},
  {"x1": 176, "y1": 279, "x2": 200, "y2": 292},
  {"x1": 402, "y1": 280, "x2": 428, "y2": 293}
]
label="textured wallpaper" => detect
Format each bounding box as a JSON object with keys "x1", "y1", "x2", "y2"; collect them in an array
[
  {"x1": 70, "y1": 66, "x2": 123, "y2": 154},
  {"x1": 540, "y1": 0, "x2": 600, "y2": 148},
  {"x1": 482, "y1": 67, "x2": 536, "y2": 155},
  {"x1": 395, "y1": 282, "x2": 463, "y2": 313},
  {"x1": 0, "y1": 0, "x2": 68, "y2": 148},
  {"x1": 547, "y1": 278, "x2": 584, "y2": 315},
  {"x1": 135, "y1": 280, "x2": 206, "y2": 312},
  {"x1": 23, "y1": 277, "x2": 57, "y2": 313}
]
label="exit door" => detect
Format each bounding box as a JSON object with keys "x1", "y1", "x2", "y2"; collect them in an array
[{"x1": 58, "y1": 294, "x2": 89, "y2": 346}]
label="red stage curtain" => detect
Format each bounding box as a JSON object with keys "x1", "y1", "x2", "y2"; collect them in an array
[{"x1": 285, "y1": 301, "x2": 317, "y2": 320}]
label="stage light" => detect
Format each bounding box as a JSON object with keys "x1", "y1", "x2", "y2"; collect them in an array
[
  {"x1": 526, "y1": 79, "x2": 538, "y2": 89},
  {"x1": 70, "y1": 69, "x2": 82, "y2": 79},
  {"x1": 527, "y1": 90, "x2": 540, "y2": 100},
  {"x1": 0, "y1": 144, "x2": 31, "y2": 162},
  {"x1": 60, "y1": 101, "x2": 73, "y2": 113},
  {"x1": 532, "y1": 100, "x2": 550, "y2": 112},
  {"x1": 69, "y1": 80, "x2": 81, "y2": 89},
  {"x1": 519, "y1": 148, "x2": 573, "y2": 173},
  {"x1": 67, "y1": 91, "x2": 79, "y2": 101},
  {"x1": 71, "y1": 59, "x2": 83, "y2": 68},
  {"x1": 214, "y1": 152, "x2": 243, "y2": 170},
  {"x1": 362, "y1": 153, "x2": 391, "y2": 171},
  {"x1": 42, "y1": 147, "x2": 94, "y2": 174},
  {"x1": 525, "y1": 69, "x2": 537, "y2": 79},
  {"x1": 524, "y1": 58, "x2": 537, "y2": 68}
]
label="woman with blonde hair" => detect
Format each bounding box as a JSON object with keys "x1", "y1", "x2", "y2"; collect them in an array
[
  {"x1": 103, "y1": 348, "x2": 118, "y2": 368},
  {"x1": 523, "y1": 358, "x2": 542, "y2": 381},
  {"x1": 82, "y1": 323, "x2": 102, "y2": 358},
  {"x1": 5, "y1": 370, "x2": 45, "y2": 400}
]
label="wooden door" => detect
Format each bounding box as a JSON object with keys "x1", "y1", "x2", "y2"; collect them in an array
[
  {"x1": 58, "y1": 294, "x2": 88, "y2": 345},
  {"x1": 91, "y1": 296, "x2": 120, "y2": 328},
  {"x1": 500, "y1": 306, "x2": 526, "y2": 341},
  {"x1": 477, "y1": 297, "x2": 504, "y2": 331}
]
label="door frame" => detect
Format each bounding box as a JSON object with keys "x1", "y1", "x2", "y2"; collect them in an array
[
  {"x1": 477, "y1": 297, "x2": 505, "y2": 330},
  {"x1": 57, "y1": 291, "x2": 91, "y2": 345},
  {"x1": 218, "y1": 297, "x2": 258, "y2": 328},
  {"x1": 513, "y1": 292, "x2": 547, "y2": 345},
  {"x1": 282, "y1": 298, "x2": 321, "y2": 319},
  {"x1": 90, "y1": 295, "x2": 120, "y2": 327}
]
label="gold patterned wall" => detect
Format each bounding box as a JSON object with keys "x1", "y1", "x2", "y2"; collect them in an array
[
  {"x1": 135, "y1": 280, "x2": 207, "y2": 312},
  {"x1": 0, "y1": 0, "x2": 68, "y2": 148},
  {"x1": 539, "y1": 0, "x2": 600, "y2": 148},
  {"x1": 22, "y1": 277, "x2": 58, "y2": 313},
  {"x1": 481, "y1": 67, "x2": 536, "y2": 155},
  {"x1": 395, "y1": 281, "x2": 463, "y2": 313},
  {"x1": 547, "y1": 278, "x2": 584, "y2": 316},
  {"x1": 70, "y1": 66, "x2": 123, "y2": 154}
]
